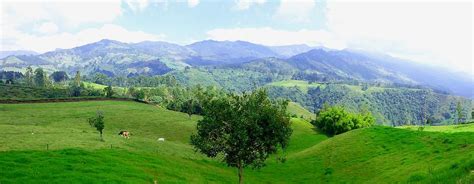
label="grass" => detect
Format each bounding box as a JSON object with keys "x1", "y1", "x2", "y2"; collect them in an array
[
  {"x1": 287, "y1": 102, "x2": 316, "y2": 120},
  {"x1": 83, "y1": 82, "x2": 108, "y2": 90},
  {"x1": 0, "y1": 101, "x2": 473, "y2": 183},
  {"x1": 83, "y1": 82, "x2": 127, "y2": 95},
  {"x1": 400, "y1": 124, "x2": 474, "y2": 133}
]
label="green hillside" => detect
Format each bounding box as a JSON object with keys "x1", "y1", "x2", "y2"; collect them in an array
[
  {"x1": 287, "y1": 101, "x2": 316, "y2": 120},
  {"x1": 0, "y1": 101, "x2": 473, "y2": 183},
  {"x1": 267, "y1": 80, "x2": 473, "y2": 126}
]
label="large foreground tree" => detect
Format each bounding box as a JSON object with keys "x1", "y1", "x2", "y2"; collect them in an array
[{"x1": 191, "y1": 89, "x2": 292, "y2": 184}]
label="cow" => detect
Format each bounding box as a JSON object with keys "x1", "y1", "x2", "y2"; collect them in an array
[
  {"x1": 158, "y1": 138, "x2": 165, "y2": 141},
  {"x1": 118, "y1": 131, "x2": 130, "y2": 139}
]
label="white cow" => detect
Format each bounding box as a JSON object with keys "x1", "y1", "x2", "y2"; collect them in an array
[{"x1": 158, "y1": 138, "x2": 165, "y2": 141}]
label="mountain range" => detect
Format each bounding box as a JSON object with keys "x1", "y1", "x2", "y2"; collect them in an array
[
  {"x1": 0, "y1": 39, "x2": 472, "y2": 98},
  {"x1": 0, "y1": 50, "x2": 38, "y2": 59}
]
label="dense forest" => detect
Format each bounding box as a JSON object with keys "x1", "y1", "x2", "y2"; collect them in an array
[{"x1": 266, "y1": 84, "x2": 471, "y2": 125}]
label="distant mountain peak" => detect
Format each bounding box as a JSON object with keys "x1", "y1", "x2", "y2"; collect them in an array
[
  {"x1": 0, "y1": 50, "x2": 39, "y2": 59},
  {"x1": 97, "y1": 39, "x2": 121, "y2": 44}
]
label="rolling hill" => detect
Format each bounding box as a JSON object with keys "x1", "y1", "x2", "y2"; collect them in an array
[{"x1": 0, "y1": 101, "x2": 472, "y2": 183}]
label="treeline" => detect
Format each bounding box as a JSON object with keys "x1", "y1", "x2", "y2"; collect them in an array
[
  {"x1": 84, "y1": 73, "x2": 179, "y2": 87},
  {"x1": 0, "y1": 69, "x2": 229, "y2": 117},
  {"x1": 0, "y1": 68, "x2": 105, "y2": 99},
  {"x1": 127, "y1": 85, "x2": 227, "y2": 116},
  {"x1": 0, "y1": 71, "x2": 24, "y2": 84}
]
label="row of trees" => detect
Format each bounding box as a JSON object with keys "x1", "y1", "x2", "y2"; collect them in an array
[
  {"x1": 85, "y1": 73, "x2": 179, "y2": 88},
  {"x1": 1, "y1": 67, "x2": 80, "y2": 87},
  {"x1": 23, "y1": 67, "x2": 71, "y2": 87},
  {"x1": 127, "y1": 85, "x2": 226, "y2": 117},
  {"x1": 1, "y1": 68, "x2": 109, "y2": 99}
]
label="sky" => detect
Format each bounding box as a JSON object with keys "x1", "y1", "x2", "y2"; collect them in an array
[{"x1": 0, "y1": 0, "x2": 472, "y2": 75}]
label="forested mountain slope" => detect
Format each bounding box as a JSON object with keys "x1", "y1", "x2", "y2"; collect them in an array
[
  {"x1": 266, "y1": 81, "x2": 472, "y2": 125},
  {"x1": 1, "y1": 39, "x2": 472, "y2": 98}
]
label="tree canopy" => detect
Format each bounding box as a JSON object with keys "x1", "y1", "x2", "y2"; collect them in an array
[
  {"x1": 50, "y1": 71, "x2": 69, "y2": 83},
  {"x1": 311, "y1": 105, "x2": 375, "y2": 136},
  {"x1": 191, "y1": 89, "x2": 292, "y2": 184}
]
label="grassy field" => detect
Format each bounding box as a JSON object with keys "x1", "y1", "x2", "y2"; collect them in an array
[
  {"x1": 267, "y1": 80, "x2": 324, "y2": 93},
  {"x1": 287, "y1": 102, "x2": 316, "y2": 120},
  {"x1": 0, "y1": 101, "x2": 473, "y2": 183},
  {"x1": 83, "y1": 82, "x2": 108, "y2": 90},
  {"x1": 400, "y1": 124, "x2": 474, "y2": 133}
]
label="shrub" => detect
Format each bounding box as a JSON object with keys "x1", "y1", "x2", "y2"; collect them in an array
[{"x1": 311, "y1": 106, "x2": 375, "y2": 136}]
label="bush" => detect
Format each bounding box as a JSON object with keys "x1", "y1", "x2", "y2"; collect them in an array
[
  {"x1": 148, "y1": 96, "x2": 164, "y2": 104},
  {"x1": 311, "y1": 106, "x2": 375, "y2": 136}
]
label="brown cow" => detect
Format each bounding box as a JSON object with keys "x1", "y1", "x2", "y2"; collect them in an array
[{"x1": 118, "y1": 131, "x2": 130, "y2": 139}]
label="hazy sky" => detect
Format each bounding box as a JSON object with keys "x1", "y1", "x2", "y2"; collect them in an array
[{"x1": 1, "y1": 0, "x2": 472, "y2": 75}]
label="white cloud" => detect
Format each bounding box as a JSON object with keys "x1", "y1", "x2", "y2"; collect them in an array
[
  {"x1": 235, "y1": 0, "x2": 266, "y2": 10},
  {"x1": 0, "y1": 0, "x2": 127, "y2": 52},
  {"x1": 325, "y1": 1, "x2": 472, "y2": 75},
  {"x1": 207, "y1": 27, "x2": 346, "y2": 48},
  {"x1": 125, "y1": 0, "x2": 150, "y2": 12},
  {"x1": 274, "y1": 0, "x2": 316, "y2": 23},
  {"x1": 3, "y1": 24, "x2": 165, "y2": 53},
  {"x1": 1, "y1": 1, "x2": 122, "y2": 28},
  {"x1": 208, "y1": 1, "x2": 472, "y2": 75},
  {"x1": 188, "y1": 0, "x2": 200, "y2": 8},
  {"x1": 37, "y1": 22, "x2": 59, "y2": 34}
]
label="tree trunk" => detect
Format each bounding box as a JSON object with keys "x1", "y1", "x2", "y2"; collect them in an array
[
  {"x1": 238, "y1": 161, "x2": 243, "y2": 184},
  {"x1": 100, "y1": 131, "x2": 103, "y2": 141}
]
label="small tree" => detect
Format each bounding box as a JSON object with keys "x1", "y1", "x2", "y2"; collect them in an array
[
  {"x1": 456, "y1": 101, "x2": 463, "y2": 124},
  {"x1": 34, "y1": 68, "x2": 45, "y2": 87},
  {"x1": 74, "y1": 71, "x2": 81, "y2": 87},
  {"x1": 104, "y1": 85, "x2": 114, "y2": 98},
  {"x1": 88, "y1": 111, "x2": 105, "y2": 141},
  {"x1": 70, "y1": 71, "x2": 83, "y2": 97},
  {"x1": 25, "y1": 66, "x2": 33, "y2": 86},
  {"x1": 183, "y1": 99, "x2": 197, "y2": 118},
  {"x1": 130, "y1": 88, "x2": 146, "y2": 100},
  {"x1": 50, "y1": 71, "x2": 69, "y2": 83},
  {"x1": 43, "y1": 71, "x2": 52, "y2": 87},
  {"x1": 191, "y1": 89, "x2": 292, "y2": 184},
  {"x1": 361, "y1": 83, "x2": 369, "y2": 91}
]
